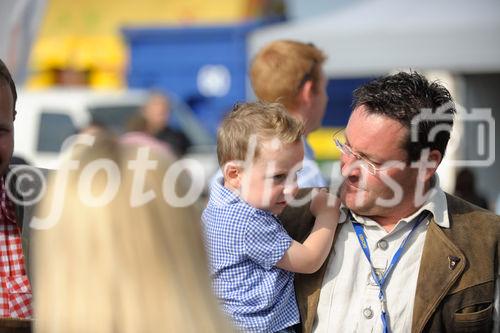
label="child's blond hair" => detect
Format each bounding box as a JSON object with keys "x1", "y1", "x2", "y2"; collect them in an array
[{"x1": 217, "y1": 101, "x2": 304, "y2": 167}]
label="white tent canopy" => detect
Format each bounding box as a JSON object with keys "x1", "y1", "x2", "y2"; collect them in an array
[
  {"x1": 249, "y1": 0, "x2": 500, "y2": 77},
  {"x1": 0, "y1": 0, "x2": 46, "y2": 83}
]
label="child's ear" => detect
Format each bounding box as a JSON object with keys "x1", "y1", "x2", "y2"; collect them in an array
[{"x1": 223, "y1": 161, "x2": 243, "y2": 189}]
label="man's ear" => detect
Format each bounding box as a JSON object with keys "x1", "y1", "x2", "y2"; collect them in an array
[
  {"x1": 299, "y1": 80, "x2": 314, "y2": 107},
  {"x1": 419, "y1": 149, "x2": 443, "y2": 182},
  {"x1": 223, "y1": 161, "x2": 243, "y2": 189}
]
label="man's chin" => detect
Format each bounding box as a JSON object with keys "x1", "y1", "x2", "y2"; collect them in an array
[
  {"x1": 346, "y1": 204, "x2": 373, "y2": 217},
  {"x1": 340, "y1": 187, "x2": 373, "y2": 214},
  {"x1": 340, "y1": 183, "x2": 364, "y2": 204}
]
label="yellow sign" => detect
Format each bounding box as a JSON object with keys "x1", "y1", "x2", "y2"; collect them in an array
[
  {"x1": 307, "y1": 127, "x2": 344, "y2": 161},
  {"x1": 29, "y1": 0, "x2": 264, "y2": 88},
  {"x1": 39, "y1": 0, "x2": 262, "y2": 37}
]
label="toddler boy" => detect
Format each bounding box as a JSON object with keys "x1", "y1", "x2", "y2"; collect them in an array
[{"x1": 202, "y1": 102, "x2": 339, "y2": 332}]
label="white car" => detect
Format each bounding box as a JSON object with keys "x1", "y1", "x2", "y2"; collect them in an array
[{"x1": 14, "y1": 88, "x2": 218, "y2": 182}]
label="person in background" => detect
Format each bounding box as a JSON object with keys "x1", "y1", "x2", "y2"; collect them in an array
[
  {"x1": 453, "y1": 167, "x2": 489, "y2": 210},
  {"x1": 121, "y1": 113, "x2": 177, "y2": 160},
  {"x1": 250, "y1": 40, "x2": 329, "y2": 187},
  {"x1": 141, "y1": 91, "x2": 191, "y2": 157},
  {"x1": 203, "y1": 102, "x2": 339, "y2": 332},
  {"x1": 33, "y1": 135, "x2": 233, "y2": 333}
]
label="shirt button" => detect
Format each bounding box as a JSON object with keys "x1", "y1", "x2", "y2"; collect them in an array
[
  {"x1": 377, "y1": 239, "x2": 388, "y2": 250},
  {"x1": 362, "y1": 307, "x2": 374, "y2": 319}
]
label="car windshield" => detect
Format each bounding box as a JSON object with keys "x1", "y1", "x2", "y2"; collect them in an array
[{"x1": 88, "y1": 98, "x2": 215, "y2": 147}]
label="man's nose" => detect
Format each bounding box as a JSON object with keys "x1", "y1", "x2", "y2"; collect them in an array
[{"x1": 340, "y1": 153, "x2": 362, "y2": 178}]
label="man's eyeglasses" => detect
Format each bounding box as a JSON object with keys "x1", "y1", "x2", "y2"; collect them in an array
[{"x1": 333, "y1": 129, "x2": 403, "y2": 175}]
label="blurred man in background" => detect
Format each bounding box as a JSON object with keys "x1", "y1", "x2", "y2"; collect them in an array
[{"x1": 250, "y1": 40, "x2": 328, "y2": 188}]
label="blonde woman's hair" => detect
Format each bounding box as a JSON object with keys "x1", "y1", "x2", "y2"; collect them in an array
[
  {"x1": 33, "y1": 135, "x2": 233, "y2": 333},
  {"x1": 250, "y1": 40, "x2": 326, "y2": 110},
  {"x1": 217, "y1": 101, "x2": 304, "y2": 167}
]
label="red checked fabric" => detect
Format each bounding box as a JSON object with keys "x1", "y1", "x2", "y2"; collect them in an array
[{"x1": 0, "y1": 178, "x2": 32, "y2": 319}]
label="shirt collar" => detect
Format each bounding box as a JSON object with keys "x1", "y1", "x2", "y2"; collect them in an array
[
  {"x1": 208, "y1": 175, "x2": 276, "y2": 217},
  {"x1": 208, "y1": 175, "x2": 240, "y2": 207},
  {"x1": 339, "y1": 175, "x2": 449, "y2": 228}
]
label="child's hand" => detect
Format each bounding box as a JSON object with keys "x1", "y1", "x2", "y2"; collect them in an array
[
  {"x1": 310, "y1": 188, "x2": 340, "y2": 219},
  {"x1": 277, "y1": 188, "x2": 340, "y2": 274}
]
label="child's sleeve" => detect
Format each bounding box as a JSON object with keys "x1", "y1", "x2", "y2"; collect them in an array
[{"x1": 244, "y1": 214, "x2": 292, "y2": 270}]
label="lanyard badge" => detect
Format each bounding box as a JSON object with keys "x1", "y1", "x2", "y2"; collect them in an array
[{"x1": 351, "y1": 211, "x2": 429, "y2": 333}]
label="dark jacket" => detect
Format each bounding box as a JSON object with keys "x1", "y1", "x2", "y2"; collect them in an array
[{"x1": 279, "y1": 191, "x2": 500, "y2": 333}]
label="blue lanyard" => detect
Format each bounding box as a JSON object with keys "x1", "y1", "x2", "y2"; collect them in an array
[{"x1": 351, "y1": 211, "x2": 429, "y2": 333}]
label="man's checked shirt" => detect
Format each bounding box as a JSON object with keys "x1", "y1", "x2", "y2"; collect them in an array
[
  {"x1": 202, "y1": 177, "x2": 299, "y2": 332},
  {"x1": 0, "y1": 177, "x2": 32, "y2": 319}
]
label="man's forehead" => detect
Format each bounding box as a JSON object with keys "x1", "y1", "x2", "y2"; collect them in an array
[{"x1": 346, "y1": 107, "x2": 407, "y2": 152}]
